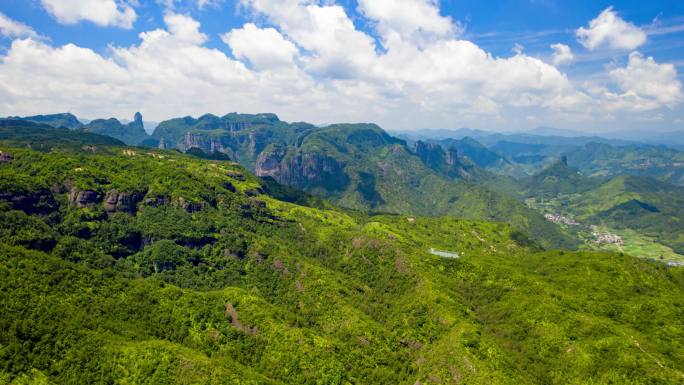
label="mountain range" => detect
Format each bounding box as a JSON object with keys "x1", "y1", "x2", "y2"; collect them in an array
[
  {"x1": 1, "y1": 114, "x2": 684, "y2": 384},
  {"x1": 6, "y1": 112, "x2": 684, "y2": 253}
]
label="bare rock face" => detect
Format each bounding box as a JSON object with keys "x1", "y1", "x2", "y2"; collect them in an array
[
  {"x1": 226, "y1": 121, "x2": 253, "y2": 131},
  {"x1": 414, "y1": 141, "x2": 446, "y2": 169},
  {"x1": 256, "y1": 148, "x2": 349, "y2": 192},
  {"x1": 172, "y1": 197, "x2": 208, "y2": 213},
  {"x1": 0, "y1": 151, "x2": 13, "y2": 162},
  {"x1": 158, "y1": 137, "x2": 167, "y2": 150},
  {"x1": 255, "y1": 146, "x2": 285, "y2": 178},
  {"x1": 178, "y1": 132, "x2": 227, "y2": 154},
  {"x1": 226, "y1": 170, "x2": 245, "y2": 181},
  {"x1": 445, "y1": 147, "x2": 459, "y2": 166},
  {"x1": 143, "y1": 196, "x2": 170, "y2": 207},
  {"x1": 0, "y1": 189, "x2": 57, "y2": 214},
  {"x1": 248, "y1": 131, "x2": 263, "y2": 157},
  {"x1": 68, "y1": 188, "x2": 102, "y2": 208},
  {"x1": 104, "y1": 189, "x2": 144, "y2": 214}
]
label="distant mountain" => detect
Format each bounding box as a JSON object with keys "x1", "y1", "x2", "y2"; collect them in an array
[
  {"x1": 523, "y1": 157, "x2": 602, "y2": 198},
  {"x1": 145, "y1": 114, "x2": 578, "y2": 248},
  {"x1": 148, "y1": 112, "x2": 314, "y2": 169},
  {"x1": 566, "y1": 142, "x2": 684, "y2": 186},
  {"x1": 83, "y1": 112, "x2": 149, "y2": 146},
  {"x1": 396, "y1": 127, "x2": 634, "y2": 148},
  {"x1": 398, "y1": 128, "x2": 640, "y2": 177},
  {"x1": 0, "y1": 119, "x2": 124, "y2": 148},
  {"x1": 568, "y1": 175, "x2": 684, "y2": 254},
  {"x1": 525, "y1": 126, "x2": 586, "y2": 137},
  {"x1": 5, "y1": 113, "x2": 83, "y2": 130},
  {"x1": 432, "y1": 137, "x2": 509, "y2": 169},
  {"x1": 393, "y1": 127, "x2": 496, "y2": 141},
  {"x1": 600, "y1": 129, "x2": 684, "y2": 148}
]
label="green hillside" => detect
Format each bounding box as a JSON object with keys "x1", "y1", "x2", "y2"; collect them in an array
[
  {"x1": 523, "y1": 161, "x2": 684, "y2": 260},
  {"x1": 7, "y1": 113, "x2": 83, "y2": 130},
  {"x1": 523, "y1": 158, "x2": 602, "y2": 199},
  {"x1": 0, "y1": 120, "x2": 125, "y2": 149},
  {"x1": 1, "y1": 144, "x2": 683, "y2": 384},
  {"x1": 569, "y1": 176, "x2": 684, "y2": 254},
  {"x1": 264, "y1": 124, "x2": 577, "y2": 250},
  {"x1": 144, "y1": 117, "x2": 576, "y2": 249},
  {"x1": 566, "y1": 143, "x2": 684, "y2": 186}
]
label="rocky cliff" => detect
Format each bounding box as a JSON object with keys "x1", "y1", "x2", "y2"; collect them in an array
[
  {"x1": 256, "y1": 146, "x2": 349, "y2": 192},
  {"x1": 177, "y1": 132, "x2": 230, "y2": 155},
  {"x1": 83, "y1": 112, "x2": 149, "y2": 145},
  {"x1": 413, "y1": 140, "x2": 475, "y2": 179}
]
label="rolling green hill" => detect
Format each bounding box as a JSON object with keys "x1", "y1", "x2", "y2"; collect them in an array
[
  {"x1": 522, "y1": 158, "x2": 603, "y2": 199},
  {"x1": 1, "y1": 143, "x2": 682, "y2": 384},
  {"x1": 566, "y1": 142, "x2": 684, "y2": 186},
  {"x1": 568, "y1": 176, "x2": 684, "y2": 254},
  {"x1": 0, "y1": 119, "x2": 125, "y2": 149},
  {"x1": 523, "y1": 160, "x2": 684, "y2": 260},
  {"x1": 5, "y1": 113, "x2": 83, "y2": 130}
]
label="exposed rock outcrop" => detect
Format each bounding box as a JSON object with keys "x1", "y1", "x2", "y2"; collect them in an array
[
  {"x1": 256, "y1": 147, "x2": 349, "y2": 192},
  {"x1": 178, "y1": 132, "x2": 227, "y2": 154},
  {"x1": 0, "y1": 151, "x2": 13, "y2": 162},
  {"x1": 104, "y1": 189, "x2": 144, "y2": 214},
  {"x1": 413, "y1": 141, "x2": 474, "y2": 180},
  {"x1": 172, "y1": 197, "x2": 210, "y2": 213},
  {"x1": 445, "y1": 147, "x2": 459, "y2": 166},
  {"x1": 226, "y1": 170, "x2": 245, "y2": 181},
  {"x1": 83, "y1": 113, "x2": 148, "y2": 146},
  {"x1": 0, "y1": 189, "x2": 58, "y2": 214},
  {"x1": 144, "y1": 196, "x2": 170, "y2": 207},
  {"x1": 414, "y1": 141, "x2": 446, "y2": 169},
  {"x1": 68, "y1": 188, "x2": 102, "y2": 208}
]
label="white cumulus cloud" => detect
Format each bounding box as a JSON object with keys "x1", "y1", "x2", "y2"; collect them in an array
[
  {"x1": 0, "y1": 12, "x2": 41, "y2": 39},
  {"x1": 40, "y1": 0, "x2": 137, "y2": 29},
  {"x1": 0, "y1": 2, "x2": 681, "y2": 131},
  {"x1": 357, "y1": 0, "x2": 457, "y2": 47},
  {"x1": 239, "y1": 0, "x2": 378, "y2": 79},
  {"x1": 550, "y1": 43, "x2": 573, "y2": 65},
  {"x1": 163, "y1": 12, "x2": 207, "y2": 44},
  {"x1": 222, "y1": 23, "x2": 298, "y2": 70},
  {"x1": 576, "y1": 6, "x2": 646, "y2": 51},
  {"x1": 609, "y1": 52, "x2": 682, "y2": 108}
]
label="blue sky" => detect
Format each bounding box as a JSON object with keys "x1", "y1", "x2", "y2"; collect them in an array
[{"x1": 0, "y1": 0, "x2": 683, "y2": 133}]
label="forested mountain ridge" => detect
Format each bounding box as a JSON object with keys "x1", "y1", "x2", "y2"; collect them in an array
[
  {"x1": 1, "y1": 138, "x2": 683, "y2": 384},
  {"x1": 5, "y1": 112, "x2": 683, "y2": 256},
  {"x1": 82, "y1": 112, "x2": 149, "y2": 146},
  {"x1": 5, "y1": 113, "x2": 83, "y2": 130}
]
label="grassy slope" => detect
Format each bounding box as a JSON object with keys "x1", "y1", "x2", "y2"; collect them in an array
[{"x1": 0, "y1": 145, "x2": 683, "y2": 384}]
